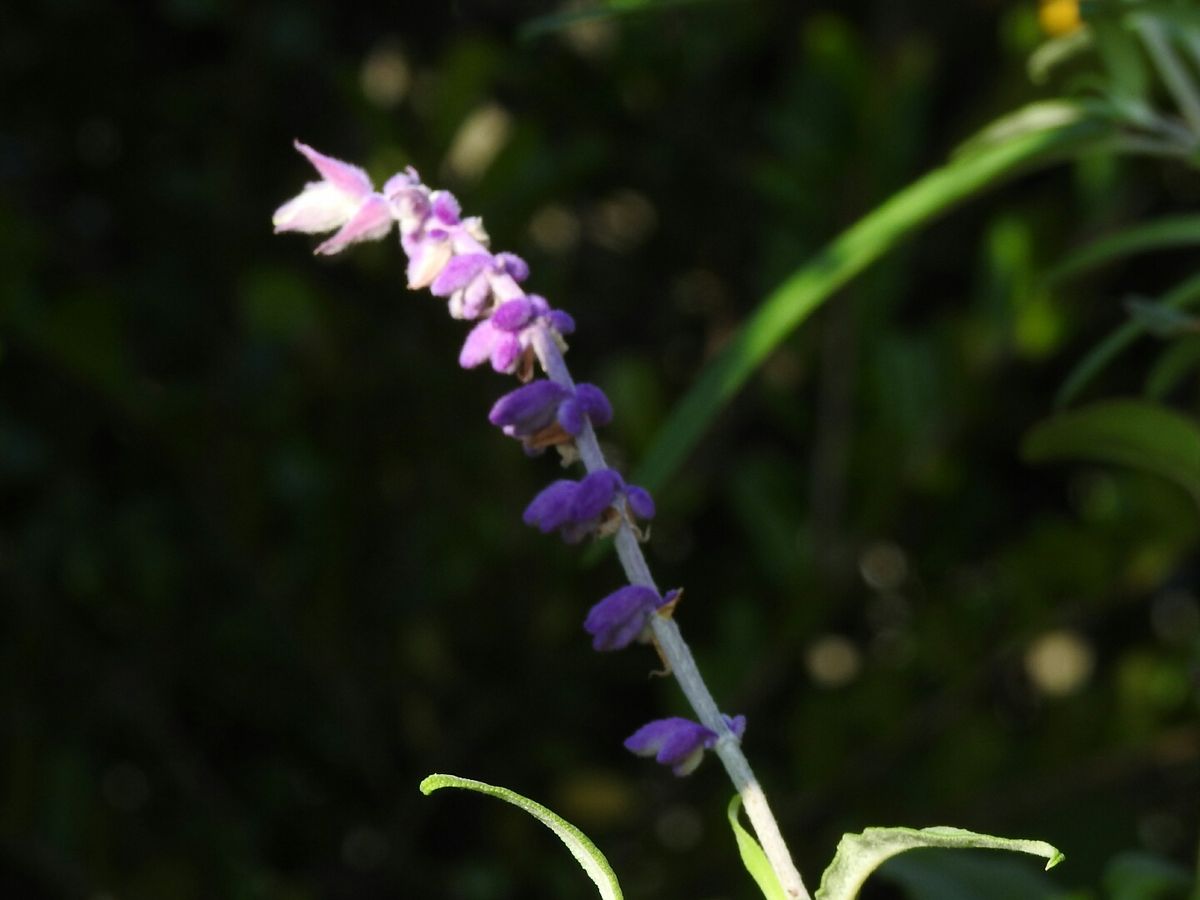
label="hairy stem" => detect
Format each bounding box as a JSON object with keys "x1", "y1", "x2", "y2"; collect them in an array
[{"x1": 532, "y1": 326, "x2": 811, "y2": 900}]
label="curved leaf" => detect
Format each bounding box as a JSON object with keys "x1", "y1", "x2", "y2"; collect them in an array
[
  {"x1": 1045, "y1": 214, "x2": 1200, "y2": 285},
  {"x1": 1056, "y1": 270, "x2": 1200, "y2": 407},
  {"x1": 1021, "y1": 398, "x2": 1200, "y2": 503},
  {"x1": 727, "y1": 795, "x2": 787, "y2": 900},
  {"x1": 634, "y1": 107, "x2": 1113, "y2": 492},
  {"x1": 420, "y1": 773, "x2": 624, "y2": 900},
  {"x1": 813, "y1": 825, "x2": 1064, "y2": 900}
]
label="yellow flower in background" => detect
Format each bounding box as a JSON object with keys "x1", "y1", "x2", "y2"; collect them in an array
[{"x1": 1039, "y1": 0, "x2": 1082, "y2": 36}]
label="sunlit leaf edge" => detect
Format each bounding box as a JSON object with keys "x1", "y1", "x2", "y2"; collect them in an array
[
  {"x1": 813, "y1": 825, "x2": 1065, "y2": 900},
  {"x1": 420, "y1": 773, "x2": 624, "y2": 900}
]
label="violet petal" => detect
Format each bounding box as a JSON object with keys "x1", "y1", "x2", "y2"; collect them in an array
[
  {"x1": 583, "y1": 585, "x2": 662, "y2": 651},
  {"x1": 624, "y1": 485, "x2": 656, "y2": 520},
  {"x1": 522, "y1": 480, "x2": 578, "y2": 533},
  {"x1": 314, "y1": 193, "x2": 394, "y2": 255},
  {"x1": 489, "y1": 381, "x2": 571, "y2": 433},
  {"x1": 430, "y1": 253, "x2": 491, "y2": 297},
  {"x1": 491, "y1": 297, "x2": 534, "y2": 332},
  {"x1": 571, "y1": 469, "x2": 623, "y2": 522}
]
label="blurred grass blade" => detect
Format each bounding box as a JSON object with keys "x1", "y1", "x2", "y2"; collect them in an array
[
  {"x1": 1029, "y1": 29, "x2": 1096, "y2": 84},
  {"x1": 1125, "y1": 297, "x2": 1200, "y2": 336},
  {"x1": 727, "y1": 796, "x2": 787, "y2": 900},
  {"x1": 1045, "y1": 214, "x2": 1200, "y2": 285},
  {"x1": 635, "y1": 106, "x2": 1112, "y2": 491},
  {"x1": 520, "y1": 0, "x2": 731, "y2": 41},
  {"x1": 421, "y1": 774, "x2": 624, "y2": 899},
  {"x1": 1056, "y1": 270, "x2": 1200, "y2": 407},
  {"x1": 1145, "y1": 336, "x2": 1200, "y2": 399},
  {"x1": 814, "y1": 825, "x2": 1064, "y2": 900},
  {"x1": 1021, "y1": 398, "x2": 1200, "y2": 503}
]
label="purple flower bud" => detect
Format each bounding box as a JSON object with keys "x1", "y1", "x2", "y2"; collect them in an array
[
  {"x1": 624, "y1": 715, "x2": 745, "y2": 776},
  {"x1": 571, "y1": 469, "x2": 624, "y2": 522},
  {"x1": 489, "y1": 381, "x2": 571, "y2": 436},
  {"x1": 491, "y1": 298, "x2": 534, "y2": 332},
  {"x1": 584, "y1": 585, "x2": 664, "y2": 651},
  {"x1": 494, "y1": 252, "x2": 529, "y2": 282},
  {"x1": 430, "y1": 253, "x2": 491, "y2": 297},
  {"x1": 548, "y1": 310, "x2": 576, "y2": 335},
  {"x1": 624, "y1": 485, "x2": 655, "y2": 521},
  {"x1": 460, "y1": 319, "x2": 521, "y2": 373},
  {"x1": 558, "y1": 383, "x2": 612, "y2": 435},
  {"x1": 431, "y1": 191, "x2": 462, "y2": 225},
  {"x1": 522, "y1": 480, "x2": 579, "y2": 533}
]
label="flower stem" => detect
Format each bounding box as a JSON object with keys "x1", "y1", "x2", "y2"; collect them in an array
[{"x1": 532, "y1": 326, "x2": 811, "y2": 900}]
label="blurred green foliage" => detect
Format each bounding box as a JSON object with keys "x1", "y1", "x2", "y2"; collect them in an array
[{"x1": 0, "y1": 2, "x2": 1197, "y2": 899}]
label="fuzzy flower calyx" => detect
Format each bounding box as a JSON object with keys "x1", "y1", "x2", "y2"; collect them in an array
[
  {"x1": 522, "y1": 468, "x2": 654, "y2": 543},
  {"x1": 489, "y1": 380, "x2": 613, "y2": 454},
  {"x1": 584, "y1": 585, "x2": 678, "y2": 651},
  {"x1": 624, "y1": 715, "x2": 747, "y2": 776}
]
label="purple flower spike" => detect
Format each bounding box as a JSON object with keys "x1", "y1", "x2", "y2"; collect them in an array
[
  {"x1": 274, "y1": 142, "x2": 396, "y2": 255},
  {"x1": 584, "y1": 585, "x2": 664, "y2": 651},
  {"x1": 625, "y1": 714, "x2": 746, "y2": 776}
]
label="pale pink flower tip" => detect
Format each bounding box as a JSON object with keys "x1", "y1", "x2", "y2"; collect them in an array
[{"x1": 272, "y1": 140, "x2": 395, "y2": 255}]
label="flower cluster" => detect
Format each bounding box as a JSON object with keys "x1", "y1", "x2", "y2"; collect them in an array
[{"x1": 274, "y1": 141, "x2": 743, "y2": 775}]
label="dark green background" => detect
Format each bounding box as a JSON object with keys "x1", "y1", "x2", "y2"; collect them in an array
[{"x1": 2, "y1": 1, "x2": 1197, "y2": 898}]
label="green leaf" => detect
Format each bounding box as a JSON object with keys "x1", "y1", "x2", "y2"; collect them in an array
[
  {"x1": 1056, "y1": 270, "x2": 1200, "y2": 407},
  {"x1": 1021, "y1": 398, "x2": 1200, "y2": 503},
  {"x1": 1125, "y1": 298, "x2": 1200, "y2": 337},
  {"x1": 519, "y1": 0, "x2": 730, "y2": 41},
  {"x1": 420, "y1": 774, "x2": 623, "y2": 900},
  {"x1": 1029, "y1": 29, "x2": 1096, "y2": 85},
  {"x1": 727, "y1": 796, "x2": 787, "y2": 900},
  {"x1": 1045, "y1": 214, "x2": 1200, "y2": 285},
  {"x1": 1145, "y1": 335, "x2": 1200, "y2": 399},
  {"x1": 633, "y1": 105, "x2": 1113, "y2": 492},
  {"x1": 813, "y1": 825, "x2": 1065, "y2": 900}
]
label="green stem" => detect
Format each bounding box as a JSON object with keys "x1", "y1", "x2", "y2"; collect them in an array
[{"x1": 635, "y1": 113, "x2": 1112, "y2": 490}]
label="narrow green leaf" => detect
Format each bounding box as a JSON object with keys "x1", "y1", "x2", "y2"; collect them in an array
[
  {"x1": 1125, "y1": 298, "x2": 1200, "y2": 336},
  {"x1": 814, "y1": 825, "x2": 1065, "y2": 900},
  {"x1": 1056, "y1": 270, "x2": 1200, "y2": 407},
  {"x1": 1145, "y1": 336, "x2": 1200, "y2": 399},
  {"x1": 1029, "y1": 29, "x2": 1097, "y2": 85},
  {"x1": 1021, "y1": 398, "x2": 1200, "y2": 503},
  {"x1": 519, "y1": 0, "x2": 731, "y2": 41},
  {"x1": 634, "y1": 106, "x2": 1113, "y2": 492},
  {"x1": 1045, "y1": 214, "x2": 1200, "y2": 285},
  {"x1": 727, "y1": 796, "x2": 787, "y2": 900},
  {"x1": 420, "y1": 774, "x2": 624, "y2": 900}
]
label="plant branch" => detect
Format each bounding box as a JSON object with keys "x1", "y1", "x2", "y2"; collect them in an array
[{"x1": 532, "y1": 326, "x2": 811, "y2": 900}]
